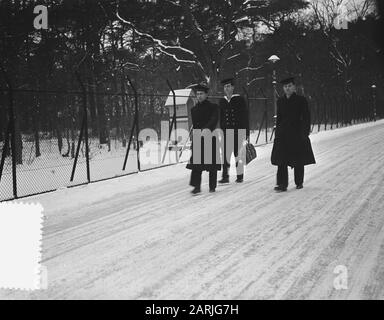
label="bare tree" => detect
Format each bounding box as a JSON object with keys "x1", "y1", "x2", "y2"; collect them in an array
[{"x1": 116, "y1": 0, "x2": 307, "y2": 92}]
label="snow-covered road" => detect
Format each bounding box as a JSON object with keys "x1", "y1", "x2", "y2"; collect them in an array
[{"x1": 1, "y1": 120, "x2": 384, "y2": 299}]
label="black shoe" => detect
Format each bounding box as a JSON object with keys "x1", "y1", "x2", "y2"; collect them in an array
[
  {"x1": 209, "y1": 188, "x2": 216, "y2": 193},
  {"x1": 219, "y1": 177, "x2": 229, "y2": 184},
  {"x1": 296, "y1": 184, "x2": 303, "y2": 189},
  {"x1": 274, "y1": 185, "x2": 287, "y2": 192},
  {"x1": 235, "y1": 178, "x2": 243, "y2": 183},
  {"x1": 191, "y1": 187, "x2": 201, "y2": 194}
]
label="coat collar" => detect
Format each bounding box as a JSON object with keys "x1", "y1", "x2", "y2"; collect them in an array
[
  {"x1": 284, "y1": 92, "x2": 297, "y2": 100},
  {"x1": 224, "y1": 94, "x2": 240, "y2": 102},
  {"x1": 197, "y1": 98, "x2": 210, "y2": 106}
]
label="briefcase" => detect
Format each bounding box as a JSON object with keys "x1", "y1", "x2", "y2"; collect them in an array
[{"x1": 245, "y1": 142, "x2": 257, "y2": 165}]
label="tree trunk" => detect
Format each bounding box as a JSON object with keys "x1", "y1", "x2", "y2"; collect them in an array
[
  {"x1": 14, "y1": 110, "x2": 23, "y2": 165},
  {"x1": 57, "y1": 126, "x2": 63, "y2": 154},
  {"x1": 32, "y1": 96, "x2": 41, "y2": 158},
  {"x1": 120, "y1": 73, "x2": 128, "y2": 147},
  {"x1": 32, "y1": 110, "x2": 41, "y2": 158},
  {"x1": 0, "y1": 92, "x2": 5, "y2": 142},
  {"x1": 96, "y1": 86, "x2": 107, "y2": 144},
  {"x1": 89, "y1": 68, "x2": 98, "y2": 136},
  {"x1": 70, "y1": 120, "x2": 75, "y2": 159}
]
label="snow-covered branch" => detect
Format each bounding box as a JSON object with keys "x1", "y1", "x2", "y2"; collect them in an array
[
  {"x1": 246, "y1": 77, "x2": 266, "y2": 87},
  {"x1": 217, "y1": 30, "x2": 238, "y2": 55},
  {"x1": 158, "y1": 47, "x2": 204, "y2": 68},
  {"x1": 164, "y1": 0, "x2": 181, "y2": 8},
  {"x1": 116, "y1": 9, "x2": 206, "y2": 74},
  {"x1": 236, "y1": 64, "x2": 265, "y2": 75}
]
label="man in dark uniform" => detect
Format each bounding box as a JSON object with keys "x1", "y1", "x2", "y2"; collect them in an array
[
  {"x1": 218, "y1": 78, "x2": 249, "y2": 184},
  {"x1": 186, "y1": 82, "x2": 221, "y2": 194},
  {"x1": 271, "y1": 77, "x2": 316, "y2": 192}
]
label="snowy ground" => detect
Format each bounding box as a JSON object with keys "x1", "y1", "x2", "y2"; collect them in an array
[{"x1": 1, "y1": 120, "x2": 384, "y2": 299}]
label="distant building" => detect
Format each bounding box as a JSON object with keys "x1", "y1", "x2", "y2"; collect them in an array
[{"x1": 164, "y1": 88, "x2": 196, "y2": 145}]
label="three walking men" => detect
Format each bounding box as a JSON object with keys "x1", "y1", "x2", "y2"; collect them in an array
[{"x1": 187, "y1": 76, "x2": 315, "y2": 194}]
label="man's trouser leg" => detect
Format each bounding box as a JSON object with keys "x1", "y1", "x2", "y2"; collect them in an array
[
  {"x1": 277, "y1": 165, "x2": 288, "y2": 188},
  {"x1": 234, "y1": 130, "x2": 244, "y2": 180},
  {"x1": 294, "y1": 165, "x2": 304, "y2": 186},
  {"x1": 209, "y1": 170, "x2": 217, "y2": 190},
  {"x1": 190, "y1": 169, "x2": 202, "y2": 188},
  {"x1": 222, "y1": 132, "x2": 231, "y2": 179}
]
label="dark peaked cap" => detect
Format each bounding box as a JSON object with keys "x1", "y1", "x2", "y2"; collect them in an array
[
  {"x1": 279, "y1": 76, "x2": 295, "y2": 85},
  {"x1": 192, "y1": 82, "x2": 209, "y2": 92},
  {"x1": 221, "y1": 77, "x2": 235, "y2": 85}
]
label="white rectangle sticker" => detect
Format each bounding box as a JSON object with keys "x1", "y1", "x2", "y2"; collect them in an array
[{"x1": 0, "y1": 202, "x2": 44, "y2": 290}]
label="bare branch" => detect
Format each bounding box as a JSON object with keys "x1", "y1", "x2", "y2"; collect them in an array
[
  {"x1": 158, "y1": 47, "x2": 204, "y2": 68},
  {"x1": 164, "y1": 0, "x2": 181, "y2": 8},
  {"x1": 236, "y1": 64, "x2": 265, "y2": 75},
  {"x1": 246, "y1": 77, "x2": 266, "y2": 87},
  {"x1": 116, "y1": 9, "x2": 206, "y2": 74}
]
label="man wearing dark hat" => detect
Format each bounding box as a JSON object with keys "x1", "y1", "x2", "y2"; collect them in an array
[
  {"x1": 218, "y1": 77, "x2": 249, "y2": 184},
  {"x1": 186, "y1": 82, "x2": 221, "y2": 194},
  {"x1": 271, "y1": 77, "x2": 316, "y2": 192}
]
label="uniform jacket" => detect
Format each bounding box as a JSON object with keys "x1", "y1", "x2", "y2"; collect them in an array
[
  {"x1": 219, "y1": 95, "x2": 249, "y2": 137},
  {"x1": 271, "y1": 93, "x2": 316, "y2": 167}
]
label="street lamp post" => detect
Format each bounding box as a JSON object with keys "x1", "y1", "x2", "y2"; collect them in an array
[
  {"x1": 268, "y1": 55, "x2": 280, "y2": 138},
  {"x1": 371, "y1": 84, "x2": 377, "y2": 122}
]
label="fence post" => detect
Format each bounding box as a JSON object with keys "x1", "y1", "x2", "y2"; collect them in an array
[
  {"x1": 242, "y1": 86, "x2": 250, "y2": 140},
  {"x1": 161, "y1": 80, "x2": 178, "y2": 164},
  {"x1": 169, "y1": 80, "x2": 177, "y2": 160},
  {"x1": 264, "y1": 94, "x2": 269, "y2": 144},
  {"x1": 323, "y1": 94, "x2": 328, "y2": 131},
  {"x1": 0, "y1": 64, "x2": 17, "y2": 199},
  {"x1": 339, "y1": 95, "x2": 344, "y2": 127},
  {"x1": 0, "y1": 120, "x2": 10, "y2": 181},
  {"x1": 316, "y1": 94, "x2": 321, "y2": 132},
  {"x1": 70, "y1": 72, "x2": 90, "y2": 183},
  {"x1": 178, "y1": 126, "x2": 193, "y2": 159},
  {"x1": 311, "y1": 94, "x2": 316, "y2": 132},
  {"x1": 350, "y1": 93, "x2": 356, "y2": 124},
  {"x1": 254, "y1": 88, "x2": 268, "y2": 145},
  {"x1": 329, "y1": 95, "x2": 334, "y2": 130},
  {"x1": 122, "y1": 75, "x2": 140, "y2": 172},
  {"x1": 76, "y1": 72, "x2": 90, "y2": 183},
  {"x1": 371, "y1": 85, "x2": 377, "y2": 122},
  {"x1": 310, "y1": 96, "x2": 316, "y2": 133},
  {"x1": 335, "y1": 95, "x2": 339, "y2": 128},
  {"x1": 70, "y1": 116, "x2": 85, "y2": 182},
  {"x1": 344, "y1": 94, "x2": 350, "y2": 125}
]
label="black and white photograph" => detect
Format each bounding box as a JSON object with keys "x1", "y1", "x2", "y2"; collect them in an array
[{"x1": 0, "y1": 0, "x2": 383, "y2": 304}]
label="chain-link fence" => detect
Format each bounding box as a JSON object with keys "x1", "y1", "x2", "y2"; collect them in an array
[{"x1": 1, "y1": 81, "x2": 382, "y2": 202}]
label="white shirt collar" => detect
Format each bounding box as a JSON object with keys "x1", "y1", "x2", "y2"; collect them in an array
[{"x1": 224, "y1": 94, "x2": 240, "y2": 102}]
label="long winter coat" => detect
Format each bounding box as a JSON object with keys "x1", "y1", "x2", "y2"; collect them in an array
[
  {"x1": 271, "y1": 93, "x2": 316, "y2": 167},
  {"x1": 186, "y1": 99, "x2": 221, "y2": 172}
]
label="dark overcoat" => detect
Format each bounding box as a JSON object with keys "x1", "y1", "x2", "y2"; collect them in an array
[
  {"x1": 186, "y1": 99, "x2": 221, "y2": 171},
  {"x1": 271, "y1": 93, "x2": 316, "y2": 167}
]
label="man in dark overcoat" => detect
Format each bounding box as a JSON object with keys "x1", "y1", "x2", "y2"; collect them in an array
[
  {"x1": 271, "y1": 77, "x2": 316, "y2": 192},
  {"x1": 218, "y1": 78, "x2": 249, "y2": 184},
  {"x1": 186, "y1": 82, "x2": 221, "y2": 194}
]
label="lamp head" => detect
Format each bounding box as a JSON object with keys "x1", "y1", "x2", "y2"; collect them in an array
[{"x1": 268, "y1": 55, "x2": 280, "y2": 64}]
